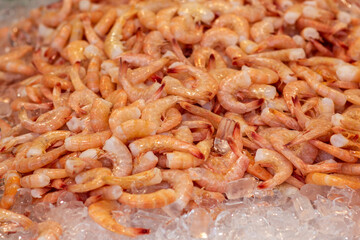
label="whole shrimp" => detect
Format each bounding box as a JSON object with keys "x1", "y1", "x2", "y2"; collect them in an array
[
  {"x1": 254, "y1": 149, "x2": 293, "y2": 189},
  {"x1": 0, "y1": 171, "x2": 21, "y2": 209},
  {"x1": 88, "y1": 200, "x2": 150, "y2": 237}
]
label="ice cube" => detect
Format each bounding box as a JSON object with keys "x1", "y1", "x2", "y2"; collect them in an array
[
  {"x1": 300, "y1": 184, "x2": 330, "y2": 201},
  {"x1": 225, "y1": 177, "x2": 257, "y2": 199},
  {"x1": 186, "y1": 208, "x2": 211, "y2": 239},
  {"x1": 291, "y1": 192, "x2": 317, "y2": 221}
]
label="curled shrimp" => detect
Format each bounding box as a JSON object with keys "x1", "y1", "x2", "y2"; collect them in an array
[
  {"x1": 103, "y1": 136, "x2": 133, "y2": 177},
  {"x1": 0, "y1": 171, "x2": 21, "y2": 209},
  {"x1": 283, "y1": 81, "x2": 316, "y2": 115},
  {"x1": 201, "y1": 27, "x2": 238, "y2": 49},
  {"x1": 306, "y1": 173, "x2": 360, "y2": 189},
  {"x1": 129, "y1": 135, "x2": 204, "y2": 159},
  {"x1": 132, "y1": 151, "x2": 158, "y2": 174},
  {"x1": 127, "y1": 57, "x2": 169, "y2": 85},
  {"x1": 42, "y1": 0, "x2": 72, "y2": 27},
  {"x1": 104, "y1": 11, "x2": 136, "y2": 59},
  {"x1": 164, "y1": 62, "x2": 218, "y2": 102},
  {"x1": 26, "y1": 130, "x2": 70, "y2": 157},
  {"x1": 99, "y1": 75, "x2": 115, "y2": 99},
  {"x1": 36, "y1": 220, "x2": 63, "y2": 240},
  {"x1": 14, "y1": 145, "x2": 67, "y2": 173},
  {"x1": 177, "y1": 2, "x2": 214, "y2": 25},
  {"x1": 143, "y1": 31, "x2": 165, "y2": 59},
  {"x1": 90, "y1": 98, "x2": 112, "y2": 132},
  {"x1": 233, "y1": 56, "x2": 296, "y2": 83},
  {"x1": 82, "y1": 17, "x2": 104, "y2": 50},
  {"x1": 68, "y1": 89, "x2": 98, "y2": 114},
  {"x1": 166, "y1": 139, "x2": 212, "y2": 169},
  {"x1": 192, "y1": 47, "x2": 227, "y2": 69},
  {"x1": 217, "y1": 68, "x2": 263, "y2": 114},
  {"x1": 0, "y1": 209, "x2": 34, "y2": 230},
  {"x1": 213, "y1": 13, "x2": 249, "y2": 41},
  {"x1": 170, "y1": 15, "x2": 203, "y2": 44},
  {"x1": 141, "y1": 96, "x2": 184, "y2": 131},
  {"x1": 19, "y1": 106, "x2": 71, "y2": 134},
  {"x1": 290, "y1": 63, "x2": 347, "y2": 107},
  {"x1": 119, "y1": 59, "x2": 163, "y2": 102},
  {"x1": 88, "y1": 200, "x2": 150, "y2": 237},
  {"x1": 254, "y1": 148, "x2": 293, "y2": 189},
  {"x1": 156, "y1": 6, "x2": 178, "y2": 41},
  {"x1": 65, "y1": 130, "x2": 112, "y2": 152},
  {"x1": 257, "y1": 34, "x2": 298, "y2": 52},
  {"x1": 85, "y1": 56, "x2": 101, "y2": 93},
  {"x1": 103, "y1": 167, "x2": 162, "y2": 189}
]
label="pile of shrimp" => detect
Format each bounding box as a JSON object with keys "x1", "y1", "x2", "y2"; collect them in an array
[{"x1": 1, "y1": 0, "x2": 360, "y2": 238}]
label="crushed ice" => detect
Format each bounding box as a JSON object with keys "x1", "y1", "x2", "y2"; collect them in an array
[{"x1": 3, "y1": 184, "x2": 360, "y2": 239}]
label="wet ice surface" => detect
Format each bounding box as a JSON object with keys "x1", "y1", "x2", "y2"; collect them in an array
[{"x1": 3, "y1": 184, "x2": 360, "y2": 240}]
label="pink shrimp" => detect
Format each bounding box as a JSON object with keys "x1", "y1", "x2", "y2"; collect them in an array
[
  {"x1": 0, "y1": 171, "x2": 21, "y2": 209},
  {"x1": 65, "y1": 130, "x2": 112, "y2": 152},
  {"x1": 42, "y1": 0, "x2": 72, "y2": 27}
]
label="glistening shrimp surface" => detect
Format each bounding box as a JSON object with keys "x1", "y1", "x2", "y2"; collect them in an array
[{"x1": 1, "y1": 0, "x2": 360, "y2": 239}]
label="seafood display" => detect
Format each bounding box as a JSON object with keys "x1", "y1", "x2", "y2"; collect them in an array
[{"x1": 1, "y1": 0, "x2": 360, "y2": 239}]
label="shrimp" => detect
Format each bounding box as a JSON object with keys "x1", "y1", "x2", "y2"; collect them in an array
[
  {"x1": 20, "y1": 173, "x2": 50, "y2": 188},
  {"x1": 283, "y1": 81, "x2": 316, "y2": 115},
  {"x1": 188, "y1": 151, "x2": 250, "y2": 193},
  {"x1": 254, "y1": 149, "x2": 293, "y2": 189},
  {"x1": 310, "y1": 140, "x2": 358, "y2": 163},
  {"x1": 165, "y1": 139, "x2": 212, "y2": 169},
  {"x1": 213, "y1": 14, "x2": 249, "y2": 41},
  {"x1": 85, "y1": 56, "x2": 101, "y2": 93},
  {"x1": 42, "y1": 0, "x2": 72, "y2": 27},
  {"x1": 89, "y1": 200, "x2": 149, "y2": 236},
  {"x1": 141, "y1": 95, "x2": 184, "y2": 130},
  {"x1": 119, "y1": 170, "x2": 193, "y2": 211},
  {"x1": 119, "y1": 59, "x2": 163, "y2": 102},
  {"x1": 127, "y1": 57, "x2": 169, "y2": 84},
  {"x1": 217, "y1": 69, "x2": 263, "y2": 114},
  {"x1": 180, "y1": 102, "x2": 222, "y2": 129},
  {"x1": 65, "y1": 158, "x2": 86, "y2": 176},
  {"x1": 104, "y1": 12, "x2": 135, "y2": 59},
  {"x1": 32, "y1": 50, "x2": 70, "y2": 75},
  {"x1": 112, "y1": 119, "x2": 158, "y2": 143},
  {"x1": 0, "y1": 209, "x2": 34, "y2": 230},
  {"x1": 103, "y1": 168, "x2": 162, "y2": 189},
  {"x1": 90, "y1": 185, "x2": 123, "y2": 200},
  {"x1": 290, "y1": 63, "x2": 347, "y2": 107},
  {"x1": 0, "y1": 171, "x2": 21, "y2": 209},
  {"x1": 233, "y1": 56, "x2": 296, "y2": 83},
  {"x1": 19, "y1": 106, "x2": 72, "y2": 134},
  {"x1": 201, "y1": 27, "x2": 238, "y2": 49},
  {"x1": 63, "y1": 40, "x2": 88, "y2": 65},
  {"x1": 94, "y1": 9, "x2": 117, "y2": 37},
  {"x1": 177, "y1": 2, "x2": 214, "y2": 25},
  {"x1": 257, "y1": 34, "x2": 298, "y2": 52},
  {"x1": 132, "y1": 151, "x2": 158, "y2": 174},
  {"x1": 129, "y1": 135, "x2": 204, "y2": 159},
  {"x1": 99, "y1": 75, "x2": 115, "y2": 99},
  {"x1": 102, "y1": 136, "x2": 132, "y2": 177},
  {"x1": 42, "y1": 74, "x2": 73, "y2": 91},
  {"x1": 143, "y1": 31, "x2": 165, "y2": 59},
  {"x1": 251, "y1": 48, "x2": 306, "y2": 62},
  {"x1": 36, "y1": 220, "x2": 63, "y2": 240},
  {"x1": 68, "y1": 167, "x2": 111, "y2": 193},
  {"x1": 0, "y1": 59, "x2": 35, "y2": 76},
  {"x1": 69, "y1": 18, "x2": 84, "y2": 42},
  {"x1": 164, "y1": 63, "x2": 218, "y2": 102},
  {"x1": 68, "y1": 89, "x2": 98, "y2": 114},
  {"x1": 105, "y1": 89, "x2": 127, "y2": 109},
  {"x1": 65, "y1": 130, "x2": 112, "y2": 152},
  {"x1": 90, "y1": 98, "x2": 112, "y2": 132},
  {"x1": 156, "y1": 6, "x2": 178, "y2": 41},
  {"x1": 82, "y1": 17, "x2": 104, "y2": 50},
  {"x1": 170, "y1": 15, "x2": 203, "y2": 45},
  {"x1": 306, "y1": 173, "x2": 360, "y2": 189},
  {"x1": 0, "y1": 133, "x2": 39, "y2": 153},
  {"x1": 192, "y1": 47, "x2": 227, "y2": 69},
  {"x1": 345, "y1": 89, "x2": 360, "y2": 105},
  {"x1": 26, "y1": 130, "x2": 70, "y2": 157},
  {"x1": 33, "y1": 168, "x2": 68, "y2": 179},
  {"x1": 250, "y1": 20, "x2": 274, "y2": 43},
  {"x1": 296, "y1": 17, "x2": 346, "y2": 34}
]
